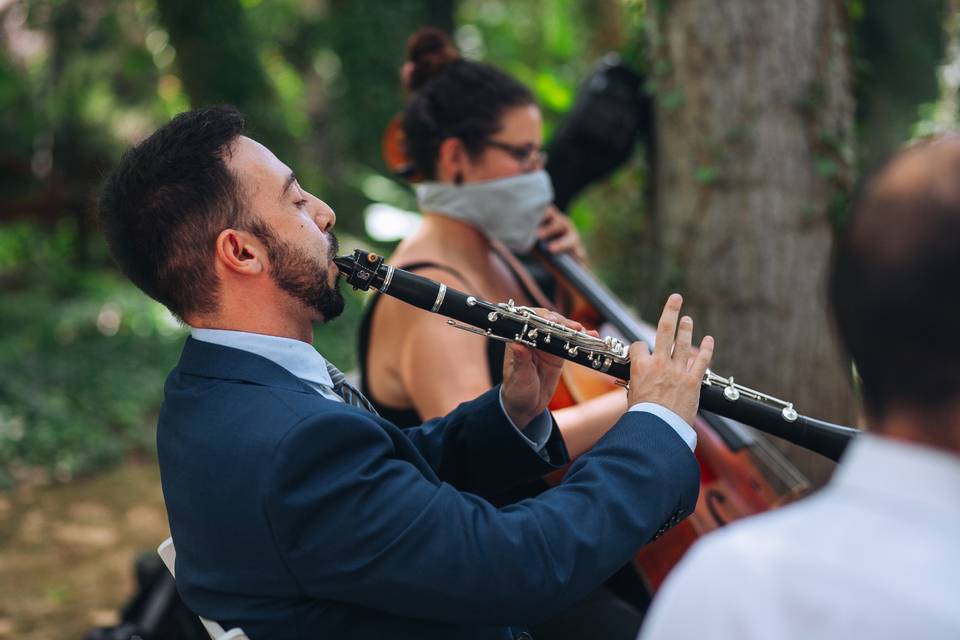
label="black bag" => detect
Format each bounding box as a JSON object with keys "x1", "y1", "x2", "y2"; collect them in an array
[
  {"x1": 546, "y1": 54, "x2": 652, "y2": 211},
  {"x1": 85, "y1": 552, "x2": 207, "y2": 640}
]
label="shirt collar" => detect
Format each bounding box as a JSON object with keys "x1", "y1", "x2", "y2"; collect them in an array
[
  {"x1": 189, "y1": 328, "x2": 335, "y2": 390},
  {"x1": 830, "y1": 433, "x2": 960, "y2": 519}
]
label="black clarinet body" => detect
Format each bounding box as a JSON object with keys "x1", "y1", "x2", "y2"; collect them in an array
[{"x1": 335, "y1": 249, "x2": 858, "y2": 461}]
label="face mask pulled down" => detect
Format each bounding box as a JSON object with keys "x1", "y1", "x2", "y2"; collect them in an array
[{"x1": 415, "y1": 170, "x2": 554, "y2": 253}]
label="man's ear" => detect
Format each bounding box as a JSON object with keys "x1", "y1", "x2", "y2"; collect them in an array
[
  {"x1": 436, "y1": 137, "x2": 470, "y2": 183},
  {"x1": 215, "y1": 228, "x2": 264, "y2": 275}
]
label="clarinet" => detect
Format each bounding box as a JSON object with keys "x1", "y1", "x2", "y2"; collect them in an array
[{"x1": 335, "y1": 249, "x2": 858, "y2": 461}]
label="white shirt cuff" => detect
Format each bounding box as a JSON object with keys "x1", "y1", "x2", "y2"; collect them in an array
[
  {"x1": 499, "y1": 387, "x2": 552, "y2": 452},
  {"x1": 629, "y1": 402, "x2": 697, "y2": 451}
]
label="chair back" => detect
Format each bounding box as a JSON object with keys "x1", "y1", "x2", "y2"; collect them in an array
[{"x1": 157, "y1": 537, "x2": 251, "y2": 640}]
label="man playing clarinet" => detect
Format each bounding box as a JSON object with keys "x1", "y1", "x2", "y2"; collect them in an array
[{"x1": 99, "y1": 105, "x2": 713, "y2": 640}]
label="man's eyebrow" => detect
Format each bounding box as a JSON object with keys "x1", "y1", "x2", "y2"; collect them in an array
[{"x1": 280, "y1": 172, "x2": 297, "y2": 199}]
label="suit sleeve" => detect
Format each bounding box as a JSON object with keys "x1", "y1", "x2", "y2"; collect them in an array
[
  {"x1": 264, "y1": 406, "x2": 699, "y2": 626},
  {"x1": 398, "y1": 386, "x2": 568, "y2": 497}
]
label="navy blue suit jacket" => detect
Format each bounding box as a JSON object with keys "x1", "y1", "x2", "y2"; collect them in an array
[{"x1": 157, "y1": 337, "x2": 699, "y2": 639}]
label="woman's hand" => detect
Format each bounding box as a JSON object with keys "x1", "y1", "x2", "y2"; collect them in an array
[{"x1": 538, "y1": 206, "x2": 587, "y2": 264}]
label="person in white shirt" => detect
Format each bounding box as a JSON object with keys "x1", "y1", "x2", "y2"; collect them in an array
[{"x1": 638, "y1": 133, "x2": 960, "y2": 640}]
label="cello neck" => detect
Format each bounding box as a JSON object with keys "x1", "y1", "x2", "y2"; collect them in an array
[{"x1": 533, "y1": 241, "x2": 655, "y2": 344}]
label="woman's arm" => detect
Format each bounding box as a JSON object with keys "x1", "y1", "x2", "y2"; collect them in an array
[{"x1": 553, "y1": 391, "x2": 628, "y2": 459}]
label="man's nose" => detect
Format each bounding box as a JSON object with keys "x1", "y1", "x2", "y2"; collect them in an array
[{"x1": 313, "y1": 198, "x2": 336, "y2": 232}]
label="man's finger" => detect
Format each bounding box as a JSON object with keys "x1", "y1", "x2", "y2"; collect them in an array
[
  {"x1": 533, "y1": 348, "x2": 567, "y2": 370},
  {"x1": 506, "y1": 342, "x2": 533, "y2": 365},
  {"x1": 689, "y1": 335, "x2": 714, "y2": 378},
  {"x1": 629, "y1": 341, "x2": 652, "y2": 369},
  {"x1": 538, "y1": 308, "x2": 583, "y2": 332},
  {"x1": 674, "y1": 316, "x2": 693, "y2": 367},
  {"x1": 654, "y1": 294, "x2": 683, "y2": 359}
]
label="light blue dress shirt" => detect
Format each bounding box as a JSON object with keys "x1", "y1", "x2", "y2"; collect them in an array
[
  {"x1": 190, "y1": 328, "x2": 696, "y2": 453},
  {"x1": 190, "y1": 328, "x2": 552, "y2": 451}
]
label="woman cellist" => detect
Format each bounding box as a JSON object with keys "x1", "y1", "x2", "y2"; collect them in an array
[
  {"x1": 360, "y1": 29, "x2": 628, "y2": 460},
  {"x1": 358, "y1": 27, "x2": 640, "y2": 640}
]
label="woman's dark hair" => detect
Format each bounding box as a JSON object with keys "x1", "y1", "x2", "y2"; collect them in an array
[
  {"x1": 98, "y1": 105, "x2": 248, "y2": 320},
  {"x1": 827, "y1": 134, "x2": 960, "y2": 419},
  {"x1": 402, "y1": 28, "x2": 535, "y2": 180}
]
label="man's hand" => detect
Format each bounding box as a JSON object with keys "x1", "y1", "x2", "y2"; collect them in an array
[
  {"x1": 538, "y1": 206, "x2": 587, "y2": 264},
  {"x1": 501, "y1": 310, "x2": 588, "y2": 428},
  {"x1": 628, "y1": 294, "x2": 714, "y2": 426}
]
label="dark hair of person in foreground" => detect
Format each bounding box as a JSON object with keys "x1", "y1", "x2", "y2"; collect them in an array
[{"x1": 828, "y1": 133, "x2": 960, "y2": 438}]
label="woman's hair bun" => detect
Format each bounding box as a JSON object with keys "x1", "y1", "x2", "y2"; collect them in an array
[{"x1": 404, "y1": 27, "x2": 460, "y2": 92}]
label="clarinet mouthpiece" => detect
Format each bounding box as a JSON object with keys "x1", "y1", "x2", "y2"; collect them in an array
[{"x1": 334, "y1": 250, "x2": 384, "y2": 291}]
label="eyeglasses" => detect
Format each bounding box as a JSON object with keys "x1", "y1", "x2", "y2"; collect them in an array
[{"x1": 484, "y1": 140, "x2": 548, "y2": 170}]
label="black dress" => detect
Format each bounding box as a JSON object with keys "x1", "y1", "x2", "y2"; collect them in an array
[{"x1": 358, "y1": 262, "x2": 506, "y2": 426}]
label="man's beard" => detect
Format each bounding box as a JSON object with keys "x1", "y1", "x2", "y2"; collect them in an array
[{"x1": 257, "y1": 227, "x2": 345, "y2": 322}]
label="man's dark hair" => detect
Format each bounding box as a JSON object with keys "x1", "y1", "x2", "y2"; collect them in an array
[
  {"x1": 828, "y1": 133, "x2": 960, "y2": 418},
  {"x1": 99, "y1": 105, "x2": 247, "y2": 320},
  {"x1": 402, "y1": 28, "x2": 535, "y2": 180}
]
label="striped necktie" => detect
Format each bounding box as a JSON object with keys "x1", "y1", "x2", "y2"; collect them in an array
[{"x1": 324, "y1": 360, "x2": 379, "y2": 415}]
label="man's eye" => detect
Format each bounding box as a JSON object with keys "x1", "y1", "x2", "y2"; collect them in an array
[{"x1": 294, "y1": 199, "x2": 308, "y2": 208}]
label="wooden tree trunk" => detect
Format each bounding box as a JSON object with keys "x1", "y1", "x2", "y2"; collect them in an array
[{"x1": 648, "y1": 0, "x2": 857, "y2": 484}]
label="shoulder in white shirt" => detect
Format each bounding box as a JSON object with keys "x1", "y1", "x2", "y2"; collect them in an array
[{"x1": 638, "y1": 434, "x2": 960, "y2": 640}]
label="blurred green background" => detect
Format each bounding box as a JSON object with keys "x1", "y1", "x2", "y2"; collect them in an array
[{"x1": 0, "y1": 0, "x2": 958, "y2": 634}]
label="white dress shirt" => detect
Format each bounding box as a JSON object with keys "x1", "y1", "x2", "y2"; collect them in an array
[{"x1": 638, "y1": 434, "x2": 960, "y2": 640}]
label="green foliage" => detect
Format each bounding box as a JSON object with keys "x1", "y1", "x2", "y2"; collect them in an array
[
  {"x1": 0, "y1": 54, "x2": 38, "y2": 179},
  {"x1": 658, "y1": 88, "x2": 684, "y2": 111},
  {"x1": 828, "y1": 190, "x2": 852, "y2": 227},
  {"x1": 694, "y1": 165, "x2": 719, "y2": 185},
  {"x1": 0, "y1": 222, "x2": 368, "y2": 488},
  {"x1": 156, "y1": 0, "x2": 293, "y2": 156},
  {"x1": 458, "y1": 0, "x2": 591, "y2": 127},
  {"x1": 852, "y1": 0, "x2": 946, "y2": 172},
  {"x1": 815, "y1": 156, "x2": 841, "y2": 178},
  {"x1": 0, "y1": 222, "x2": 186, "y2": 488}
]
